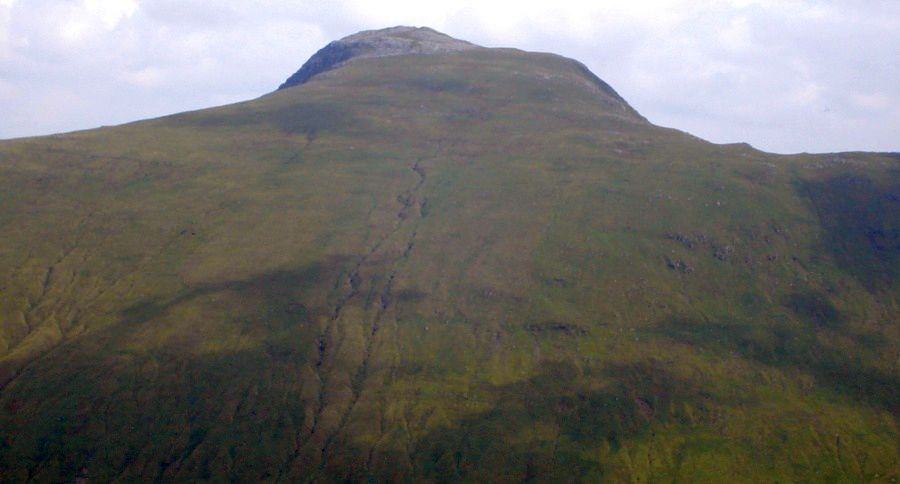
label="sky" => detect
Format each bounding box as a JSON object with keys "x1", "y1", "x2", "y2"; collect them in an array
[{"x1": 0, "y1": 0, "x2": 897, "y2": 153}]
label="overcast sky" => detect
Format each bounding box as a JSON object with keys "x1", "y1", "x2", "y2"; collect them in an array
[{"x1": 1, "y1": 0, "x2": 897, "y2": 153}]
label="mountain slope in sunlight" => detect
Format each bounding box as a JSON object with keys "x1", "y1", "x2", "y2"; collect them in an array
[{"x1": 0, "y1": 27, "x2": 897, "y2": 482}]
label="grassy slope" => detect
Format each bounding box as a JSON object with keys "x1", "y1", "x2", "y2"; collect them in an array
[{"x1": 0, "y1": 48, "x2": 897, "y2": 482}]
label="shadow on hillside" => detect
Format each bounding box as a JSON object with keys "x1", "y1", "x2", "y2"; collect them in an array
[
  {"x1": 794, "y1": 173, "x2": 900, "y2": 292},
  {"x1": 110, "y1": 256, "x2": 362, "y2": 361},
  {"x1": 0, "y1": 256, "x2": 358, "y2": 481},
  {"x1": 121, "y1": 257, "x2": 347, "y2": 322},
  {"x1": 3, "y1": 255, "x2": 894, "y2": 481},
  {"x1": 165, "y1": 100, "x2": 362, "y2": 139},
  {"x1": 332, "y1": 359, "x2": 720, "y2": 482},
  {"x1": 1, "y1": 314, "x2": 721, "y2": 482},
  {"x1": 649, "y1": 294, "x2": 898, "y2": 415}
]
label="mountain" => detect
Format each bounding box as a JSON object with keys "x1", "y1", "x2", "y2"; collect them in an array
[{"x1": 0, "y1": 26, "x2": 897, "y2": 482}]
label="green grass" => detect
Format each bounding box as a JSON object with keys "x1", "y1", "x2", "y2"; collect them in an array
[{"x1": 0, "y1": 48, "x2": 897, "y2": 482}]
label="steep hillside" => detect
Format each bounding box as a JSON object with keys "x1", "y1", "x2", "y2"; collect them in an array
[{"x1": 0, "y1": 27, "x2": 897, "y2": 482}]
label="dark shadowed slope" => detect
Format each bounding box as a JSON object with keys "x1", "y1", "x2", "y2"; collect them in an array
[{"x1": 0, "y1": 27, "x2": 897, "y2": 482}]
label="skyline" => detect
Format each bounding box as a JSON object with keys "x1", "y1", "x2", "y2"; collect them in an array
[{"x1": 1, "y1": 0, "x2": 898, "y2": 154}]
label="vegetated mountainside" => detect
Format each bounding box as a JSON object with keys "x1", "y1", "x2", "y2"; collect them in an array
[{"x1": 0, "y1": 27, "x2": 897, "y2": 482}]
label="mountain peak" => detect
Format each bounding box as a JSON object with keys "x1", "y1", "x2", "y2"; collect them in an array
[
  {"x1": 340, "y1": 25, "x2": 478, "y2": 49},
  {"x1": 278, "y1": 26, "x2": 480, "y2": 90},
  {"x1": 278, "y1": 26, "x2": 646, "y2": 122}
]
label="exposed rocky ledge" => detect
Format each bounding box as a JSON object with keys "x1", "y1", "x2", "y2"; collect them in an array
[{"x1": 278, "y1": 26, "x2": 481, "y2": 90}]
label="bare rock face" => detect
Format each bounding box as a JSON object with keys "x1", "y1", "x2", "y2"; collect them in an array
[{"x1": 278, "y1": 26, "x2": 481, "y2": 89}]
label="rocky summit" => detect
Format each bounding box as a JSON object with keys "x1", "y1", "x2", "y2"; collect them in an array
[
  {"x1": 279, "y1": 26, "x2": 480, "y2": 89},
  {"x1": 0, "y1": 27, "x2": 897, "y2": 482}
]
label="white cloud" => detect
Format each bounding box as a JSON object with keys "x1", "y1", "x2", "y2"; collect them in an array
[
  {"x1": 84, "y1": 0, "x2": 138, "y2": 29},
  {"x1": 119, "y1": 65, "x2": 167, "y2": 87},
  {"x1": 851, "y1": 93, "x2": 891, "y2": 113},
  {"x1": 716, "y1": 15, "x2": 751, "y2": 51},
  {"x1": 788, "y1": 82, "x2": 823, "y2": 107},
  {"x1": 0, "y1": 77, "x2": 16, "y2": 100}
]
